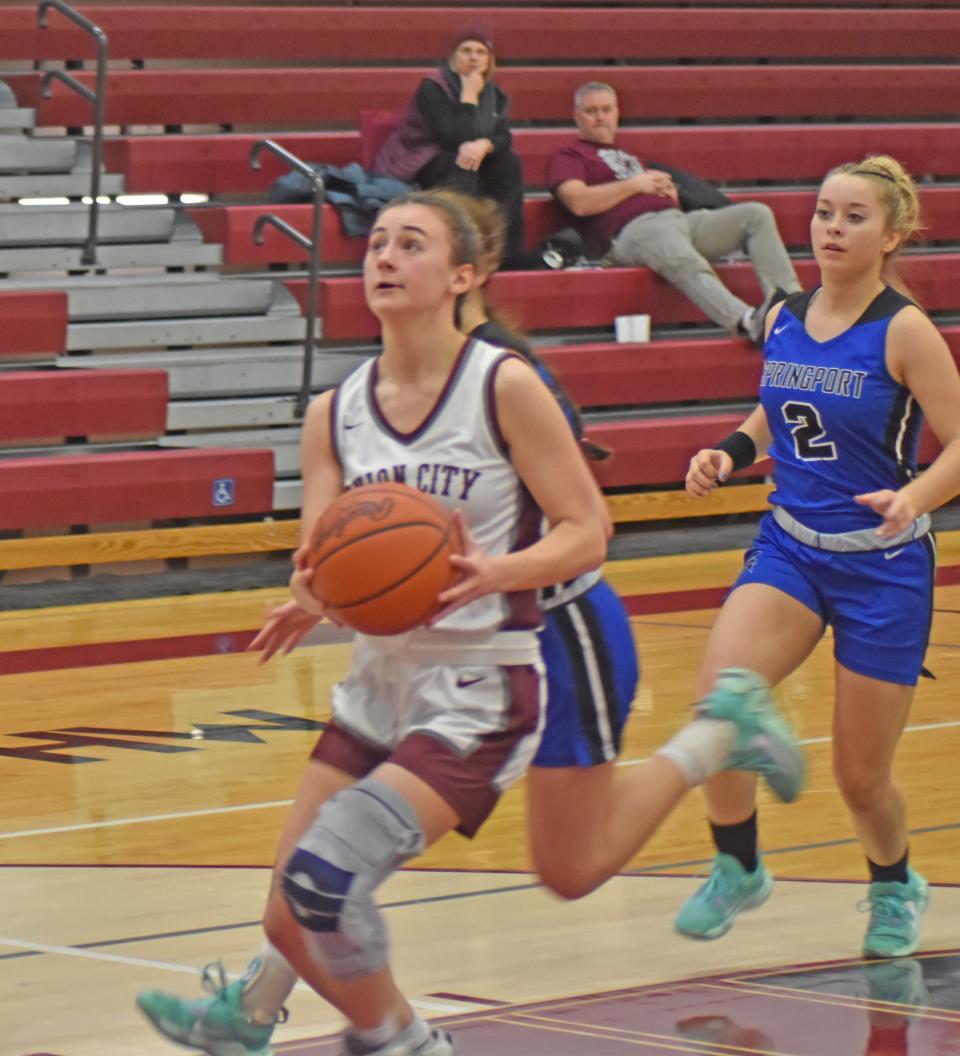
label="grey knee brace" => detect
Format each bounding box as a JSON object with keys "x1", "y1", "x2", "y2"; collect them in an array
[{"x1": 281, "y1": 777, "x2": 426, "y2": 979}]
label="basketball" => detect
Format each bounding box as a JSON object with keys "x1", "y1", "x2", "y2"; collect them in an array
[{"x1": 305, "y1": 482, "x2": 462, "y2": 635}]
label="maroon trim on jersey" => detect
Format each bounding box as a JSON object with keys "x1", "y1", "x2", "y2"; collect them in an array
[
  {"x1": 328, "y1": 384, "x2": 343, "y2": 469},
  {"x1": 367, "y1": 336, "x2": 473, "y2": 446},
  {"x1": 484, "y1": 350, "x2": 545, "y2": 630},
  {"x1": 504, "y1": 484, "x2": 544, "y2": 630},
  {"x1": 309, "y1": 665, "x2": 542, "y2": 838},
  {"x1": 483, "y1": 350, "x2": 516, "y2": 460}
]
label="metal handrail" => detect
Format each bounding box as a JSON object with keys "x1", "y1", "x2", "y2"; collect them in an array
[
  {"x1": 37, "y1": 0, "x2": 108, "y2": 267},
  {"x1": 250, "y1": 139, "x2": 325, "y2": 419}
]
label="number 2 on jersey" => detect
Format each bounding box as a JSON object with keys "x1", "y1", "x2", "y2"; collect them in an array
[{"x1": 781, "y1": 401, "x2": 837, "y2": 461}]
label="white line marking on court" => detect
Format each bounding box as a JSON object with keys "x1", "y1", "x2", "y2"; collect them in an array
[
  {"x1": 614, "y1": 717, "x2": 960, "y2": 766},
  {"x1": 0, "y1": 936, "x2": 205, "y2": 974},
  {"x1": 2, "y1": 718, "x2": 959, "y2": 841},
  {"x1": 0, "y1": 799, "x2": 294, "y2": 840},
  {"x1": 0, "y1": 936, "x2": 487, "y2": 1013},
  {"x1": 411, "y1": 998, "x2": 479, "y2": 1013}
]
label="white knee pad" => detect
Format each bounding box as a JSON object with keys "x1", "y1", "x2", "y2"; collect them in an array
[{"x1": 281, "y1": 777, "x2": 425, "y2": 979}]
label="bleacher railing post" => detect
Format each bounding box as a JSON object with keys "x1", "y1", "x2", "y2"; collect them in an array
[
  {"x1": 37, "y1": 0, "x2": 108, "y2": 267},
  {"x1": 250, "y1": 140, "x2": 325, "y2": 420}
]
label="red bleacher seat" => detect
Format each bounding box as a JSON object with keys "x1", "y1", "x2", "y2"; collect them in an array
[
  {"x1": 0, "y1": 291, "x2": 68, "y2": 360},
  {"x1": 102, "y1": 133, "x2": 357, "y2": 196},
  {"x1": 587, "y1": 415, "x2": 942, "y2": 489},
  {"x1": 6, "y1": 6, "x2": 960, "y2": 62},
  {"x1": 542, "y1": 328, "x2": 960, "y2": 409},
  {"x1": 4, "y1": 0, "x2": 957, "y2": 530},
  {"x1": 540, "y1": 340, "x2": 762, "y2": 409},
  {"x1": 0, "y1": 370, "x2": 168, "y2": 444},
  {"x1": 0, "y1": 449, "x2": 275, "y2": 532},
  {"x1": 9, "y1": 65, "x2": 960, "y2": 128},
  {"x1": 105, "y1": 124, "x2": 960, "y2": 196},
  {"x1": 300, "y1": 254, "x2": 960, "y2": 342},
  {"x1": 510, "y1": 125, "x2": 960, "y2": 191},
  {"x1": 193, "y1": 186, "x2": 960, "y2": 267},
  {"x1": 189, "y1": 203, "x2": 362, "y2": 267}
]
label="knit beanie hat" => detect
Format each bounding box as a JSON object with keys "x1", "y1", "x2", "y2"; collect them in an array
[{"x1": 450, "y1": 21, "x2": 495, "y2": 52}]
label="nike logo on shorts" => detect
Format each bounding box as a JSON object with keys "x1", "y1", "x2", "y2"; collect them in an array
[
  {"x1": 884, "y1": 547, "x2": 906, "y2": 560},
  {"x1": 456, "y1": 675, "x2": 485, "y2": 688},
  {"x1": 773, "y1": 325, "x2": 788, "y2": 335},
  {"x1": 344, "y1": 422, "x2": 362, "y2": 430}
]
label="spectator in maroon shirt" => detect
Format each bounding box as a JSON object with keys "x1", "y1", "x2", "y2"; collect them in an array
[{"x1": 547, "y1": 82, "x2": 802, "y2": 345}]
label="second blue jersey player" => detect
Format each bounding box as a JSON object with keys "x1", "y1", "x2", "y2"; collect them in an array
[{"x1": 678, "y1": 154, "x2": 960, "y2": 959}]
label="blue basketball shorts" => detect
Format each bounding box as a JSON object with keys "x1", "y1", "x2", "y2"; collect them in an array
[
  {"x1": 532, "y1": 577, "x2": 639, "y2": 767},
  {"x1": 732, "y1": 514, "x2": 936, "y2": 686}
]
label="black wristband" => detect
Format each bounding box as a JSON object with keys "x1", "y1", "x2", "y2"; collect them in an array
[{"x1": 714, "y1": 430, "x2": 756, "y2": 473}]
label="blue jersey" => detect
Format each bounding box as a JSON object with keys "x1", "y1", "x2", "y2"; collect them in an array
[{"x1": 761, "y1": 287, "x2": 921, "y2": 533}]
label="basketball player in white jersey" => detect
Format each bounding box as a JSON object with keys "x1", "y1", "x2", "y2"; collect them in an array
[{"x1": 138, "y1": 192, "x2": 804, "y2": 1056}]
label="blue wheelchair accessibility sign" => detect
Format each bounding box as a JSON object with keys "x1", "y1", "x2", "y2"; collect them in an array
[{"x1": 212, "y1": 478, "x2": 236, "y2": 507}]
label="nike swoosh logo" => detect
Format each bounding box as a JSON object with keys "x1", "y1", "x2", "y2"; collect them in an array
[
  {"x1": 884, "y1": 548, "x2": 906, "y2": 560},
  {"x1": 773, "y1": 325, "x2": 788, "y2": 335},
  {"x1": 344, "y1": 422, "x2": 361, "y2": 430},
  {"x1": 456, "y1": 675, "x2": 486, "y2": 688}
]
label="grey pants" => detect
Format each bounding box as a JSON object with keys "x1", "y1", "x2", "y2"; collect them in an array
[{"x1": 609, "y1": 203, "x2": 801, "y2": 334}]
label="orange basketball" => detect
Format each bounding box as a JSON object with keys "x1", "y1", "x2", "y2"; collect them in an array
[{"x1": 305, "y1": 482, "x2": 462, "y2": 635}]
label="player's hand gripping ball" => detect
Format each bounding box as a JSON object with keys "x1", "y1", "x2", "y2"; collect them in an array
[{"x1": 305, "y1": 482, "x2": 462, "y2": 634}]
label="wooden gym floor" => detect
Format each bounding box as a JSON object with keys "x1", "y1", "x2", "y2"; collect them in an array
[{"x1": 2, "y1": 539, "x2": 960, "y2": 1056}]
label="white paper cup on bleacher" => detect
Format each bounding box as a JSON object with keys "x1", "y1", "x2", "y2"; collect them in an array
[{"x1": 614, "y1": 313, "x2": 651, "y2": 343}]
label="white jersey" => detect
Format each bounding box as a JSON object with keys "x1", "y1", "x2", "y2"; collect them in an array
[{"x1": 329, "y1": 337, "x2": 543, "y2": 664}]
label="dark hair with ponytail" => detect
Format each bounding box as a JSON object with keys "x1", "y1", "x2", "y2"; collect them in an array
[{"x1": 428, "y1": 189, "x2": 610, "y2": 461}]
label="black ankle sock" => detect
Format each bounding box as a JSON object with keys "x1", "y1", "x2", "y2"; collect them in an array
[
  {"x1": 710, "y1": 812, "x2": 759, "y2": 873},
  {"x1": 868, "y1": 850, "x2": 909, "y2": 885}
]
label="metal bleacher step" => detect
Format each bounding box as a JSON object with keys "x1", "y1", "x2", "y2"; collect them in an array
[
  {"x1": 0, "y1": 238, "x2": 223, "y2": 273},
  {"x1": 66, "y1": 313, "x2": 311, "y2": 351},
  {"x1": 167, "y1": 396, "x2": 304, "y2": 430},
  {"x1": 159, "y1": 427, "x2": 301, "y2": 476},
  {"x1": 61, "y1": 348, "x2": 364, "y2": 398},
  {"x1": 0, "y1": 203, "x2": 178, "y2": 246},
  {"x1": 4, "y1": 272, "x2": 284, "y2": 320},
  {"x1": 0, "y1": 81, "x2": 31, "y2": 130},
  {"x1": 0, "y1": 108, "x2": 35, "y2": 132},
  {"x1": 0, "y1": 169, "x2": 125, "y2": 200},
  {"x1": 0, "y1": 141, "x2": 125, "y2": 200},
  {"x1": 0, "y1": 135, "x2": 78, "y2": 174},
  {"x1": 0, "y1": 211, "x2": 222, "y2": 271},
  {"x1": 273, "y1": 478, "x2": 302, "y2": 511},
  {"x1": 0, "y1": 273, "x2": 309, "y2": 350},
  {"x1": 163, "y1": 347, "x2": 364, "y2": 399}
]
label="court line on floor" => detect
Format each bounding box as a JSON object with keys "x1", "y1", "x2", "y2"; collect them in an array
[
  {"x1": 633, "y1": 820, "x2": 960, "y2": 874},
  {"x1": 616, "y1": 717, "x2": 960, "y2": 761},
  {"x1": 0, "y1": 936, "x2": 466, "y2": 1013},
  {"x1": 0, "y1": 880, "x2": 542, "y2": 964},
  {"x1": 0, "y1": 799, "x2": 295, "y2": 840},
  {"x1": 3, "y1": 718, "x2": 960, "y2": 843}
]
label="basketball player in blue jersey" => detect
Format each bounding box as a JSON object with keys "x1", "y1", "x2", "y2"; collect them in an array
[
  {"x1": 450, "y1": 189, "x2": 803, "y2": 899},
  {"x1": 676, "y1": 155, "x2": 960, "y2": 959},
  {"x1": 136, "y1": 192, "x2": 804, "y2": 1056}
]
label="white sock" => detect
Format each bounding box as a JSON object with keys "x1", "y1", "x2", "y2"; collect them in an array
[
  {"x1": 239, "y1": 942, "x2": 298, "y2": 1025},
  {"x1": 351, "y1": 1011, "x2": 428, "y2": 1052},
  {"x1": 656, "y1": 718, "x2": 736, "y2": 787}
]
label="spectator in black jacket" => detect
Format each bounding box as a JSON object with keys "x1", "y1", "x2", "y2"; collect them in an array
[{"x1": 373, "y1": 25, "x2": 526, "y2": 264}]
